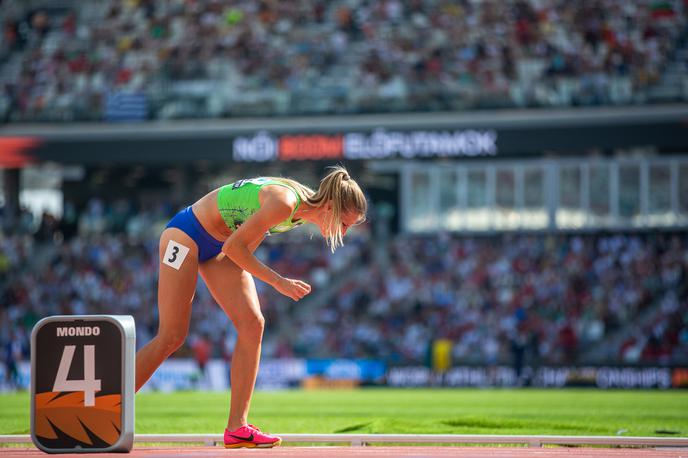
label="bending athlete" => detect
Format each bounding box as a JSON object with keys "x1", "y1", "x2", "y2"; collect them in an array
[{"x1": 135, "y1": 166, "x2": 367, "y2": 448}]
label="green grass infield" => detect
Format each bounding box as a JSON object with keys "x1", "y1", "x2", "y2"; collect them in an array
[{"x1": 1, "y1": 388, "x2": 686, "y2": 438}]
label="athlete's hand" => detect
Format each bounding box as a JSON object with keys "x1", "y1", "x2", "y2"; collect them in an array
[{"x1": 273, "y1": 277, "x2": 311, "y2": 301}]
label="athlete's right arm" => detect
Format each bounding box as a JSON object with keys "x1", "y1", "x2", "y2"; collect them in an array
[{"x1": 221, "y1": 193, "x2": 311, "y2": 301}]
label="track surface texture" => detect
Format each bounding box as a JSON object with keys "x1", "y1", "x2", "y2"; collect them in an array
[{"x1": 2, "y1": 447, "x2": 687, "y2": 457}]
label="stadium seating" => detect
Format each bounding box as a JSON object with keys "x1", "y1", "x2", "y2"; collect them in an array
[
  {"x1": 1, "y1": 204, "x2": 686, "y2": 368},
  {"x1": 0, "y1": 0, "x2": 686, "y2": 122}
]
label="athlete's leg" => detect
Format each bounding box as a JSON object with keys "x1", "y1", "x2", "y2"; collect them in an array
[
  {"x1": 199, "y1": 257, "x2": 264, "y2": 430},
  {"x1": 135, "y1": 228, "x2": 199, "y2": 392}
]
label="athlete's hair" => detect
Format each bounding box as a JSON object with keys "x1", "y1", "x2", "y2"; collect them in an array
[{"x1": 272, "y1": 166, "x2": 367, "y2": 251}]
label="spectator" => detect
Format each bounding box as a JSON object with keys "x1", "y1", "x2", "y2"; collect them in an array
[
  {"x1": 2, "y1": 329, "x2": 23, "y2": 390},
  {"x1": 191, "y1": 333, "x2": 212, "y2": 388}
]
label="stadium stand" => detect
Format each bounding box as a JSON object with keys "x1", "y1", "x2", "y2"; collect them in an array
[
  {"x1": 2, "y1": 205, "x2": 686, "y2": 371},
  {"x1": 1, "y1": 0, "x2": 687, "y2": 392},
  {"x1": 0, "y1": 0, "x2": 686, "y2": 121}
]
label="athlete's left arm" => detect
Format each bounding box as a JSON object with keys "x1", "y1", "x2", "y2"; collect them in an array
[
  {"x1": 221, "y1": 188, "x2": 311, "y2": 301},
  {"x1": 247, "y1": 234, "x2": 265, "y2": 253}
]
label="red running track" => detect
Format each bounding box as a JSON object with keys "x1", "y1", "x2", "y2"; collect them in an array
[{"x1": 1, "y1": 447, "x2": 687, "y2": 458}]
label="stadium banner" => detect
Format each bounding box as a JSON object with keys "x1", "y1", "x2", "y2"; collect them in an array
[
  {"x1": 232, "y1": 129, "x2": 498, "y2": 162},
  {"x1": 3, "y1": 361, "x2": 686, "y2": 392},
  {"x1": 21, "y1": 122, "x2": 686, "y2": 165},
  {"x1": 6, "y1": 105, "x2": 687, "y2": 164},
  {"x1": 305, "y1": 359, "x2": 386, "y2": 383},
  {"x1": 134, "y1": 358, "x2": 383, "y2": 391},
  {"x1": 104, "y1": 90, "x2": 148, "y2": 122},
  {"x1": 136, "y1": 359, "x2": 229, "y2": 393},
  {"x1": 255, "y1": 359, "x2": 307, "y2": 389},
  {"x1": 386, "y1": 366, "x2": 683, "y2": 389}
]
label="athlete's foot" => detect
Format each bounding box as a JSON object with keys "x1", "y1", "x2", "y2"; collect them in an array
[{"x1": 224, "y1": 424, "x2": 282, "y2": 449}]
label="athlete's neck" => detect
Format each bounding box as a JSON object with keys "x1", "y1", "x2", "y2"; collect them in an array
[{"x1": 293, "y1": 203, "x2": 322, "y2": 224}]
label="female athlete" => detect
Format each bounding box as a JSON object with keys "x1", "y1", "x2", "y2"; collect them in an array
[{"x1": 135, "y1": 166, "x2": 367, "y2": 448}]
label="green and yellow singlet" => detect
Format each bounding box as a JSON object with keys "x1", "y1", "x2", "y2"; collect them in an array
[{"x1": 216, "y1": 178, "x2": 304, "y2": 234}]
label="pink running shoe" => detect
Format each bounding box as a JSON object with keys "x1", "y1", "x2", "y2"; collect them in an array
[{"x1": 224, "y1": 424, "x2": 282, "y2": 449}]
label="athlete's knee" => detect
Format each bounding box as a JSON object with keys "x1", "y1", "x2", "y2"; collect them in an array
[
  {"x1": 236, "y1": 313, "x2": 265, "y2": 340},
  {"x1": 157, "y1": 329, "x2": 188, "y2": 355}
]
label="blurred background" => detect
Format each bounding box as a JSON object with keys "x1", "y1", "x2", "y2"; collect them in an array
[{"x1": 0, "y1": 0, "x2": 687, "y2": 392}]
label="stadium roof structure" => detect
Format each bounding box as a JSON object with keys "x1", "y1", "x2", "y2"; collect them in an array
[{"x1": 0, "y1": 104, "x2": 686, "y2": 165}]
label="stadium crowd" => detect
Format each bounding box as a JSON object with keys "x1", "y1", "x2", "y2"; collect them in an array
[
  {"x1": 1, "y1": 0, "x2": 686, "y2": 121},
  {"x1": 0, "y1": 200, "x2": 369, "y2": 380},
  {"x1": 1, "y1": 202, "x2": 687, "y2": 381},
  {"x1": 293, "y1": 233, "x2": 688, "y2": 366}
]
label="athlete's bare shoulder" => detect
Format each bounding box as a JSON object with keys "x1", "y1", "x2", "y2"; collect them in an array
[{"x1": 259, "y1": 184, "x2": 298, "y2": 211}]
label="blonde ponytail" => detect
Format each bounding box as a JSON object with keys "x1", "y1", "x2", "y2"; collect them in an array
[{"x1": 270, "y1": 166, "x2": 367, "y2": 251}]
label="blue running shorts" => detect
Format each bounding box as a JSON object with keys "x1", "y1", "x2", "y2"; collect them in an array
[{"x1": 165, "y1": 206, "x2": 224, "y2": 262}]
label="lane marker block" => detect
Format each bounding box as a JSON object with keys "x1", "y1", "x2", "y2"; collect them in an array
[{"x1": 31, "y1": 315, "x2": 135, "y2": 453}]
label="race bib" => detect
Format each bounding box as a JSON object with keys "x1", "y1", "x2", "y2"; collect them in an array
[{"x1": 162, "y1": 240, "x2": 190, "y2": 270}]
